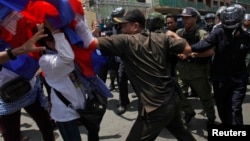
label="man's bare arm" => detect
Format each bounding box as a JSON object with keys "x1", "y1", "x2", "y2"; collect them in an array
[{"x1": 0, "y1": 24, "x2": 47, "y2": 64}]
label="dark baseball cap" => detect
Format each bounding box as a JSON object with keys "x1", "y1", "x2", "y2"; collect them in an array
[
  {"x1": 179, "y1": 7, "x2": 200, "y2": 17},
  {"x1": 113, "y1": 9, "x2": 145, "y2": 26}
]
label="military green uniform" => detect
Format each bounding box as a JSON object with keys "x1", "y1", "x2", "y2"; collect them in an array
[{"x1": 176, "y1": 25, "x2": 216, "y2": 122}]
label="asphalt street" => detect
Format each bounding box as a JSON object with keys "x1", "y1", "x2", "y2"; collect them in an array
[{"x1": 1, "y1": 79, "x2": 250, "y2": 141}]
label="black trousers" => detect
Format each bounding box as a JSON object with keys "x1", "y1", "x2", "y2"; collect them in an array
[
  {"x1": 0, "y1": 99, "x2": 55, "y2": 141},
  {"x1": 213, "y1": 77, "x2": 247, "y2": 125},
  {"x1": 126, "y1": 94, "x2": 196, "y2": 141},
  {"x1": 118, "y1": 61, "x2": 130, "y2": 106}
]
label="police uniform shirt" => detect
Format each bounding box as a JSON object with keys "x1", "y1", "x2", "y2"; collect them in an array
[
  {"x1": 97, "y1": 32, "x2": 187, "y2": 113},
  {"x1": 192, "y1": 25, "x2": 250, "y2": 79}
]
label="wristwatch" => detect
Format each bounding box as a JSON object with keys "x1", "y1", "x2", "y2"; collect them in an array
[{"x1": 6, "y1": 48, "x2": 17, "y2": 60}]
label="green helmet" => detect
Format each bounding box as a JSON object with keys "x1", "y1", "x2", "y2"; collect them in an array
[{"x1": 146, "y1": 12, "x2": 164, "y2": 31}]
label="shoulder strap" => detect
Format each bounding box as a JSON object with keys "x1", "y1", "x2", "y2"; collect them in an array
[
  {"x1": 176, "y1": 28, "x2": 185, "y2": 37},
  {"x1": 53, "y1": 88, "x2": 73, "y2": 108}
]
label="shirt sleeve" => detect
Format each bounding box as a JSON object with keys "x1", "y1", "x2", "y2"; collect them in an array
[
  {"x1": 39, "y1": 32, "x2": 74, "y2": 77},
  {"x1": 191, "y1": 28, "x2": 223, "y2": 52},
  {"x1": 168, "y1": 36, "x2": 187, "y2": 55},
  {"x1": 53, "y1": 33, "x2": 74, "y2": 62},
  {"x1": 97, "y1": 34, "x2": 128, "y2": 56}
]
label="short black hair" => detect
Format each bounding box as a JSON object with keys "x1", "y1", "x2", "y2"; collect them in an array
[{"x1": 166, "y1": 14, "x2": 178, "y2": 22}]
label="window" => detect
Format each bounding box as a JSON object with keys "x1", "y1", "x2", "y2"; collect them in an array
[{"x1": 213, "y1": 0, "x2": 218, "y2": 6}]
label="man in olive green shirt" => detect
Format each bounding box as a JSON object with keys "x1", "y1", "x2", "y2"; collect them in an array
[
  {"x1": 95, "y1": 9, "x2": 196, "y2": 141},
  {"x1": 176, "y1": 7, "x2": 216, "y2": 125},
  {"x1": 75, "y1": 8, "x2": 196, "y2": 141}
]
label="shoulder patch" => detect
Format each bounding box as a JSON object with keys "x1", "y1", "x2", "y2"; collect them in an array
[
  {"x1": 197, "y1": 29, "x2": 208, "y2": 39},
  {"x1": 176, "y1": 28, "x2": 184, "y2": 36}
]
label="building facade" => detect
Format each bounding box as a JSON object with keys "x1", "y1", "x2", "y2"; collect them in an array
[
  {"x1": 154, "y1": 0, "x2": 250, "y2": 14},
  {"x1": 83, "y1": 0, "x2": 250, "y2": 22}
]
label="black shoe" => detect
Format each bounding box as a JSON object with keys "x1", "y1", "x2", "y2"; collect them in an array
[
  {"x1": 206, "y1": 120, "x2": 220, "y2": 131},
  {"x1": 188, "y1": 92, "x2": 198, "y2": 97},
  {"x1": 184, "y1": 111, "x2": 196, "y2": 124},
  {"x1": 117, "y1": 105, "x2": 126, "y2": 115}
]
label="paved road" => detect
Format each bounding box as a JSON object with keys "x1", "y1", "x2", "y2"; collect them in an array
[{"x1": 1, "y1": 80, "x2": 250, "y2": 141}]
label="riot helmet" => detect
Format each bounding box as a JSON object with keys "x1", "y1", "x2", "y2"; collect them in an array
[
  {"x1": 111, "y1": 7, "x2": 125, "y2": 32},
  {"x1": 204, "y1": 13, "x2": 215, "y2": 26},
  {"x1": 104, "y1": 16, "x2": 113, "y2": 29},
  {"x1": 220, "y1": 4, "x2": 245, "y2": 29},
  {"x1": 244, "y1": 14, "x2": 250, "y2": 21},
  {"x1": 216, "y1": 6, "x2": 226, "y2": 18},
  {"x1": 111, "y1": 7, "x2": 125, "y2": 24},
  {"x1": 232, "y1": 4, "x2": 246, "y2": 14},
  {"x1": 146, "y1": 12, "x2": 164, "y2": 32}
]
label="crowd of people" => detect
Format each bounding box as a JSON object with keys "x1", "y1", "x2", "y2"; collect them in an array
[{"x1": 1, "y1": 0, "x2": 250, "y2": 141}]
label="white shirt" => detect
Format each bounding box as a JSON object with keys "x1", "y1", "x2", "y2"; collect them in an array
[
  {"x1": 39, "y1": 33, "x2": 86, "y2": 122},
  {"x1": 0, "y1": 68, "x2": 36, "y2": 87}
]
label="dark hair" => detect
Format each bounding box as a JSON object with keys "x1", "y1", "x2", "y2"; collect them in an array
[
  {"x1": 33, "y1": 26, "x2": 54, "y2": 49},
  {"x1": 166, "y1": 14, "x2": 178, "y2": 22}
]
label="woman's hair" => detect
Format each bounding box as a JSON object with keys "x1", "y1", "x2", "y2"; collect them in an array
[
  {"x1": 91, "y1": 20, "x2": 100, "y2": 29},
  {"x1": 33, "y1": 26, "x2": 54, "y2": 49}
]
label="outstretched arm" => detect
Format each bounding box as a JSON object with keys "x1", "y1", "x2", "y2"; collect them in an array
[
  {"x1": 189, "y1": 48, "x2": 215, "y2": 58},
  {"x1": 0, "y1": 24, "x2": 47, "y2": 64},
  {"x1": 166, "y1": 30, "x2": 192, "y2": 60}
]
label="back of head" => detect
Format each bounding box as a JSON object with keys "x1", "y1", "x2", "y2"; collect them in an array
[
  {"x1": 220, "y1": 4, "x2": 245, "y2": 29},
  {"x1": 146, "y1": 12, "x2": 164, "y2": 32}
]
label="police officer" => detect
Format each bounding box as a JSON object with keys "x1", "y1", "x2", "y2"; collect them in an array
[
  {"x1": 214, "y1": 6, "x2": 227, "y2": 26},
  {"x1": 166, "y1": 13, "x2": 179, "y2": 32},
  {"x1": 191, "y1": 4, "x2": 249, "y2": 125},
  {"x1": 110, "y1": 7, "x2": 132, "y2": 115},
  {"x1": 242, "y1": 14, "x2": 250, "y2": 32},
  {"x1": 149, "y1": 12, "x2": 199, "y2": 125},
  {"x1": 204, "y1": 13, "x2": 216, "y2": 32},
  {"x1": 243, "y1": 14, "x2": 250, "y2": 84},
  {"x1": 146, "y1": 12, "x2": 165, "y2": 32},
  {"x1": 176, "y1": 7, "x2": 216, "y2": 125}
]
